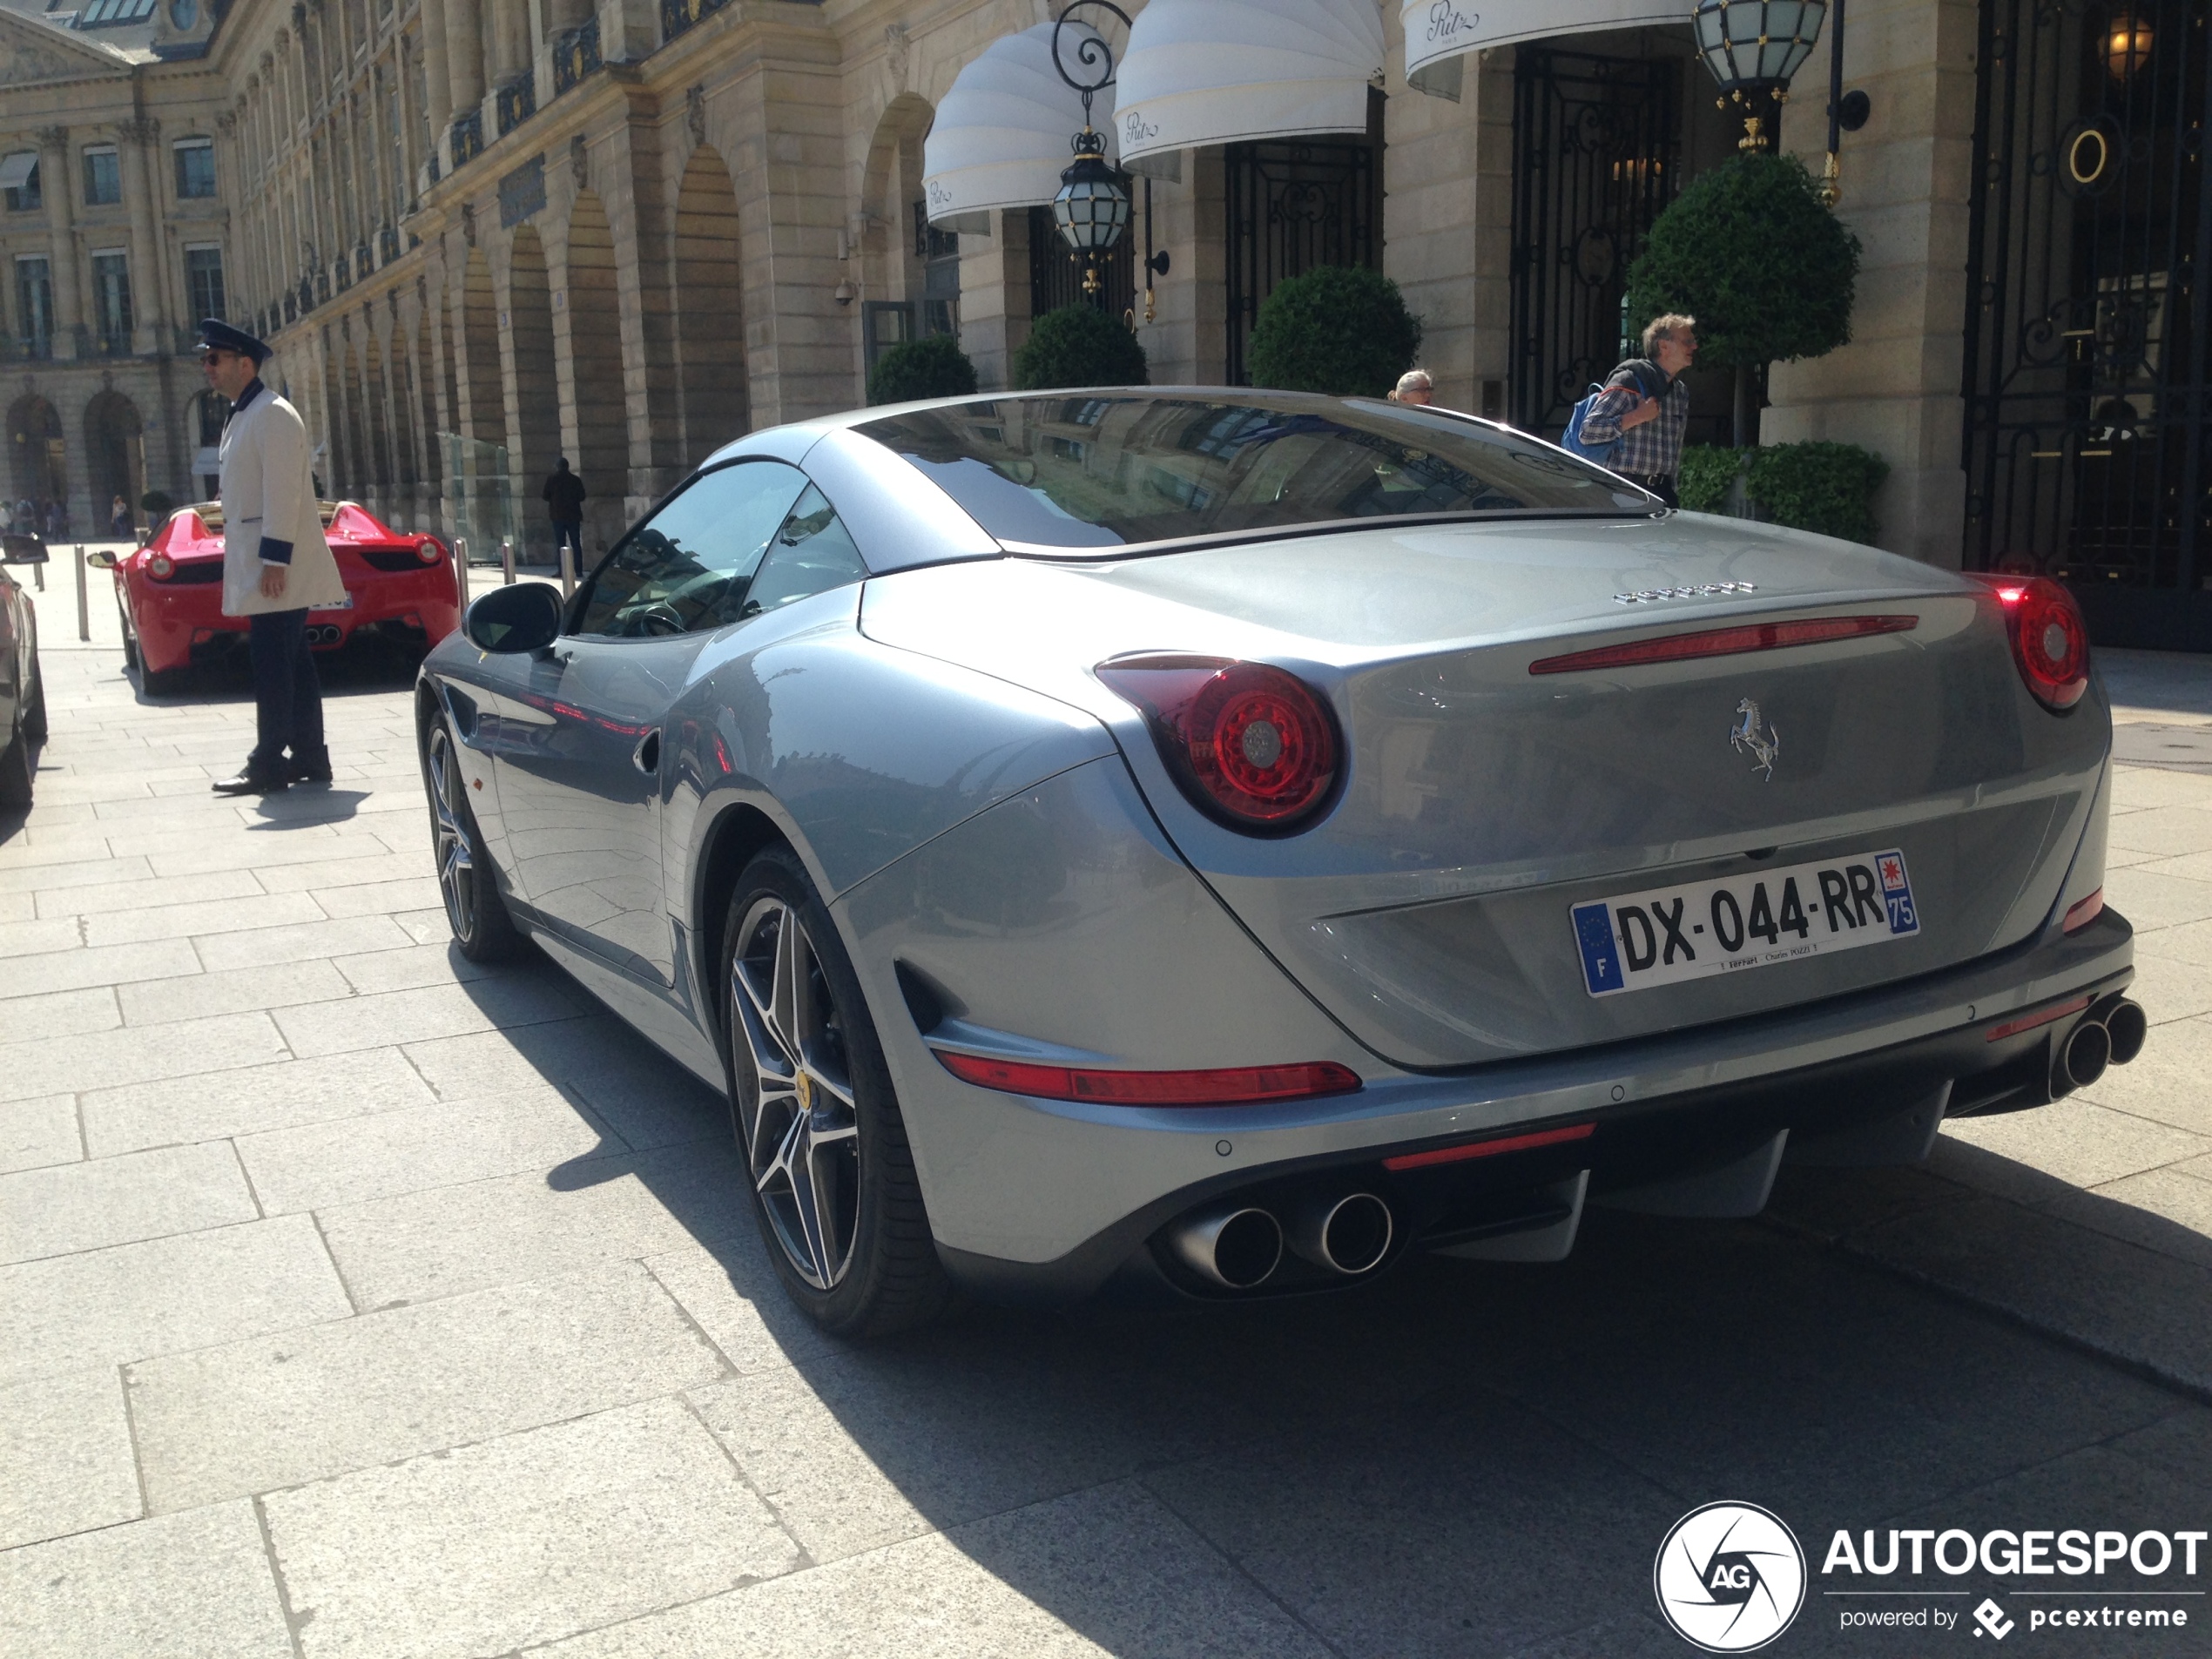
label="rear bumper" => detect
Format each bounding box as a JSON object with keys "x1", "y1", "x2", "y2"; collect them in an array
[
  {"x1": 128, "y1": 573, "x2": 460, "y2": 672},
  {"x1": 927, "y1": 908, "x2": 2135, "y2": 1305}
]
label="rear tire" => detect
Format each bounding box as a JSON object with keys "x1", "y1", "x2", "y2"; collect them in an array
[
  {"x1": 0, "y1": 718, "x2": 31, "y2": 806},
  {"x1": 422, "y1": 715, "x2": 525, "y2": 962},
  {"x1": 19, "y1": 659, "x2": 45, "y2": 742},
  {"x1": 722, "y1": 846, "x2": 950, "y2": 1337}
]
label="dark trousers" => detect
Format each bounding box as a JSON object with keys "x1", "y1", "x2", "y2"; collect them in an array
[
  {"x1": 552, "y1": 518, "x2": 583, "y2": 556},
  {"x1": 248, "y1": 608, "x2": 325, "y2": 772},
  {"x1": 1628, "y1": 472, "x2": 1680, "y2": 509}
]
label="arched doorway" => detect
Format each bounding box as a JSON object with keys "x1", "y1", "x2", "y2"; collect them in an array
[
  {"x1": 457, "y1": 247, "x2": 513, "y2": 554},
  {"x1": 672, "y1": 147, "x2": 748, "y2": 467},
  {"x1": 504, "y1": 225, "x2": 562, "y2": 557},
  {"x1": 84, "y1": 390, "x2": 144, "y2": 536},
  {"x1": 7, "y1": 395, "x2": 67, "y2": 513},
  {"x1": 860, "y1": 94, "x2": 946, "y2": 386},
  {"x1": 560, "y1": 189, "x2": 627, "y2": 553}
]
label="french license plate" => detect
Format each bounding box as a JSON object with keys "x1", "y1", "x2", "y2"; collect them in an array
[{"x1": 1571, "y1": 848, "x2": 1920, "y2": 998}]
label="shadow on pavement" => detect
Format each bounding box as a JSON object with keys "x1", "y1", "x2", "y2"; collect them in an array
[{"x1": 434, "y1": 960, "x2": 2212, "y2": 1656}]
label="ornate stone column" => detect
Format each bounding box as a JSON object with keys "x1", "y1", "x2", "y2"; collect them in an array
[
  {"x1": 36, "y1": 126, "x2": 84, "y2": 360},
  {"x1": 445, "y1": 0, "x2": 485, "y2": 125}
]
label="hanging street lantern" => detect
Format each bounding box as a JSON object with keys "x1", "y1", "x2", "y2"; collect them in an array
[
  {"x1": 1691, "y1": 0, "x2": 1829, "y2": 153},
  {"x1": 1049, "y1": 0, "x2": 1134, "y2": 300}
]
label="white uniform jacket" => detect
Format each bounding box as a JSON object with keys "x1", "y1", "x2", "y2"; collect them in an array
[{"x1": 218, "y1": 387, "x2": 347, "y2": 618}]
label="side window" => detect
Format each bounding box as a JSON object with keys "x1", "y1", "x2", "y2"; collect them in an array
[
  {"x1": 574, "y1": 460, "x2": 809, "y2": 637},
  {"x1": 742, "y1": 486, "x2": 869, "y2": 618}
]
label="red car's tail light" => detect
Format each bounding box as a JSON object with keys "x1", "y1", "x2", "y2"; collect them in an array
[
  {"x1": 935, "y1": 1050, "x2": 1361, "y2": 1106},
  {"x1": 147, "y1": 552, "x2": 174, "y2": 579},
  {"x1": 1967, "y1": 574, "x2": 2089, "y2": 711},
  {"x1": 1527, "y1": 615, "x2": 1917, "y2": 676},
  {"x1": 1096, "y1": 654, "x2": 1340, "y2": 832},
  {"x1": 1984, "y1": 994, "x2": 2093, "y2": 1042},
  {"x1": 417, "y1": 537, "x2": 446, "y2": 564},
  {"x1": 1381, "y1": 1121, "x2": 1595, "y2": 1171}
]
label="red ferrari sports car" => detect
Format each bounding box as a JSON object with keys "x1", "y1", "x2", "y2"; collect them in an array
[{"x1": 99, "y1": 502, "x2": 461, "y2": 691}]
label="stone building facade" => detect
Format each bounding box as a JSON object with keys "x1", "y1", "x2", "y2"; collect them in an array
[{"x1": 4, "y1": 0, "x2": 2202, "y2": 638}]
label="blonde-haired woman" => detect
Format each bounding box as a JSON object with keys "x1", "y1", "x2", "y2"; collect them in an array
[{"x1": 1386, "y1": 369, "x2": 1434, "y2": 407}]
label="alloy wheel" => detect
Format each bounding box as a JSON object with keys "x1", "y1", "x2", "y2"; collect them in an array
[
  {"x1": 729, "y1": 895, "x2": 860, "y2": 1290},
  {"x1": 426, "y1": 724, "x2": 478, "y2": 941}
]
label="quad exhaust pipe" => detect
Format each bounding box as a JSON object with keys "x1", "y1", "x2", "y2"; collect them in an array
[
  {"x1": 2053, "y1": 995, "x2": 2147, "y2": 1095},
  {"x1": 1166, "y1": 1192, "x2": 1394, "y2": 1290}
]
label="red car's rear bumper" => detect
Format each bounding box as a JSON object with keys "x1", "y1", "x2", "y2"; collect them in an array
[{"x1": 122, "y1": 563, "x2": 460, "y2": 674}]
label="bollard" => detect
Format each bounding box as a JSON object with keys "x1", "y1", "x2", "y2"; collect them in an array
[
  {"x1": 75, "y1": 545, "x2": 88, "y2": 642},
  {"x1": 502, "y1": 538, "x2": 516, "y2": 585},
  {"x1": 453, "y1": 536, "x2": 469, "y2": 610},
  {"x1": 559, "y1": 540, "x2": 575, "y2": 599},
  {"x1": 32, "y1": 556, "x2": 43, "y2": 591}
]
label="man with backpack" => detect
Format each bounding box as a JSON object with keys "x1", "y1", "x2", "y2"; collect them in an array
[{"x1": 1565, "y1": 314, "x2": 1698, "y2": 506}]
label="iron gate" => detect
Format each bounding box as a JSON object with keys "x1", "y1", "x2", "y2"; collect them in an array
[
  {"x1": 1962, "y1": 0, "x2": 2211, "y2": 648},
  {"x1": 1509, "y1": 51, "x2": 1681, "y2": 439},
  {"x1": 1224, "y1": 121, "x2": 1378, "y2": 385}
]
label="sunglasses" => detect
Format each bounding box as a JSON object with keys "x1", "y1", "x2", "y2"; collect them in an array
[{"x1": 199, "y1": 349, "x2": 239, "y2": 367}]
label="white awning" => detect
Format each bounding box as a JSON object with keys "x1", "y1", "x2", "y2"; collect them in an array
[
  {"x1": 0, "y1": 152, "x2": 38, "y2": 192},
  {"x1": 1114, "y1": 0, "x2": 1383, "y2": 170},
  {"x1": 922, "y1": 22, "x2": 1117, "y2": 233},
  {"x1": 1404, "y1": 0, "x2": 1687, "y2": 97}
]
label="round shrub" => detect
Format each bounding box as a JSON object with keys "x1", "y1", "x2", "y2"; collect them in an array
[
  {"x1": 1245, "y1": 266, "x2": 1422, "y2": 398},
  {"x1": 867, "y1": 333, "x2": 979, "y2": 406},
  {"x1": 1011, "y1": 304, "x2": 1149, "y2": 391},
  {"x1": 1744, "y1": 441, "x2": 1890, "y2": 544}
]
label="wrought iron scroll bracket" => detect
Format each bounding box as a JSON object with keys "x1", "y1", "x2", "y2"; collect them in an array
[{"x1": 1050, "y1": 0, "x2": 1132, "y2": 133}]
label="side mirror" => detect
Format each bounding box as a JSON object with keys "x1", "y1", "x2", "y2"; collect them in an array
[
  {"x1": 1, "y1": 534, "x2": 49, "y2": 565},
  {"x1": 84, "y1": 549, "x2": 119, "y2": 570},
  {"x1": 464, "y1": 581, "x2": 563, "y2": 653}
]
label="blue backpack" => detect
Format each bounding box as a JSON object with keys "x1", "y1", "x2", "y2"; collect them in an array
[{"x1": 1561, "y1": 360, "x2": 1666, "y2": 468}]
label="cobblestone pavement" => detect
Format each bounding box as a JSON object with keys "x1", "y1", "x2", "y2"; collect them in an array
[{"x1": 5, "y1": 570, "x2": 2212, "y2": 1658}]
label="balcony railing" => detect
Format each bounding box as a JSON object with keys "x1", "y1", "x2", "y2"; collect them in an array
[
  {"x1": 496, "y1": 71, "x2": 536, "y2": 138},
  {"x1": 660, "y1": 0, "x2": 730, "y2": 45},
  {"x1": 286, "y1": 289, "x2": 301, "y2": 322},
  {"x1": 379, "y1": 226, "x2": 401, "y2": 264},
  {"x1": 553, "y1": 17, "x2": 602, "y2": 95},
  {"x1": 450, "y1": 109, "x2": 484, "y2": 168},
  {"x1": 94, "y1": 330, "x2": 132, "y2": 358}
]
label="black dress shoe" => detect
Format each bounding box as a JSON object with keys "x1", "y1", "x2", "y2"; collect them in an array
[
  {"x1": 289, "y1": 750, "x2": 334, "y2": 784},
  {"x1": 212, "y1": 765, "x2": 289, "y2": 795}
]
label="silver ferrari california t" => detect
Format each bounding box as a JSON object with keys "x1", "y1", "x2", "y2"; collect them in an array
[{"x1": 418, "y1": 389, "x2": 2144, "y2": 1334}]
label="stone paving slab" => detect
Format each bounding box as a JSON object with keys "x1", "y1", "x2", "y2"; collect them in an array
[{"x1": 3, "y1": 629, "x2": 2212, "y2": 1653}]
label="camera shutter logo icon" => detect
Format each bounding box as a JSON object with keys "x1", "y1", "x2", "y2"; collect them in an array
[{"x1": 1653, "y1": 1501, "x2": 1807, "y2": 1653}]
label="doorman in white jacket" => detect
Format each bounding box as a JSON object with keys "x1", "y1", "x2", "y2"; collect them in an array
[{"x1": 197, "y1": 320, "x2": 348, "y2": 794}]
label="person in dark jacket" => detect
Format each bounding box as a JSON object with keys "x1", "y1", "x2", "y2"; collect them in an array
[{"x1": 543, "y1": 458, "x2": 586, "y2": 561}]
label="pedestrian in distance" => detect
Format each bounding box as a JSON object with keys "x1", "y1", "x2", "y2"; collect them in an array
[
  {"x1": 110, "y1": 495, "x2": 132, "y2": 538},
  {"x1": 44, "y1": 499, "x2": 64, "y2": 540},
  {"x1": 196, "y1": 318, "x2": 349, "y2": 795},
  {"x1": 543, "y1": 456, "x2": 586, "y2": 563},
  {"x1": 1566, "y1": 314, "x2": 1697, "y2": 507},
  {"x1": 1387, "y1": 369, "x2": 1435, "y2": 407},
  {"x1": 0, "y1": 499, "x2": 11, "y2": 535}
]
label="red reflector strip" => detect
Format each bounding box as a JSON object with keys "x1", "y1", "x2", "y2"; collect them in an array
[
  {"x1": 933, "y1": 1049, "x2": 1362, "y2": 1107},
  {"x1": 2062, "y1": 888, "x2": 2104, "y2": 934},
  {"x1": 1528, "y1": 615, "x2": 1918, "y2": 676},
  {"x1": 1985, "y1": 994, "x2": 2094, "y2": 1043},
  {"x1": 1381, "y1": 1121, "x2": 1596, "y2": 1172}
]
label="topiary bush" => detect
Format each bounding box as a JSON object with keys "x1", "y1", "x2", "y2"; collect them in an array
[
  {"x1": 1245, "y1": 266, "x2": 1423, "y2": 398},
  {"x1": 1743, "y1": 442, "x2": 1889, "y2": 544},
  {"x1": 1625, "y1": 152, "x2": 1861, "y2": 439},
  {"x1": 867, "y1": 333, "x2": 979, "y2": 406},
  {"x1": 139, "y1": 489, "x2": 176, "y2": 520},
  {"x1": 1676, "y1": 445, "x2": 1747, "y2": 515},
  {"x1": 1011, "y1": 304, "x2": 1149, "y2": 391}
]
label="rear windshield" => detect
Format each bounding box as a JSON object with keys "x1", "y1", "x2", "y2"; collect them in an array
[{"x1": 854, "y1": 394, "x2": 1656, "y2": 552}]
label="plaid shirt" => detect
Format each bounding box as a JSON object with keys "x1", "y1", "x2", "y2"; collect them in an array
[{"x1": 1577, "y1": 366, "x2": 1690, "y2": 478}]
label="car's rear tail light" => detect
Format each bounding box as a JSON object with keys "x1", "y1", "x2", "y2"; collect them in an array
[
  {"x1": 1527, "y1": 614, "x2": 1917, "y2": 676},
  {"x1": 1967, "y1": 574, "x2": 2089, "y2": 711},
  {"x1": 1381, "y1": 1121, "x2": 1595, "y2": 1171},
  {"x1": 1096, "y1": 654, "x2": 1340, "y2": 832},
  {"x1": 147, "y1": 552, "x2": 174, "y2": 579},
  {"x1": 2062, "y1": 887, "x2": 2104, "y2": 933},
  {"x1": 934, "y1": 1049, "x2": 1360, "y2": 1106},
  {"x1": 417, "y1": 537, "x2": 446, "y2": 564}
]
